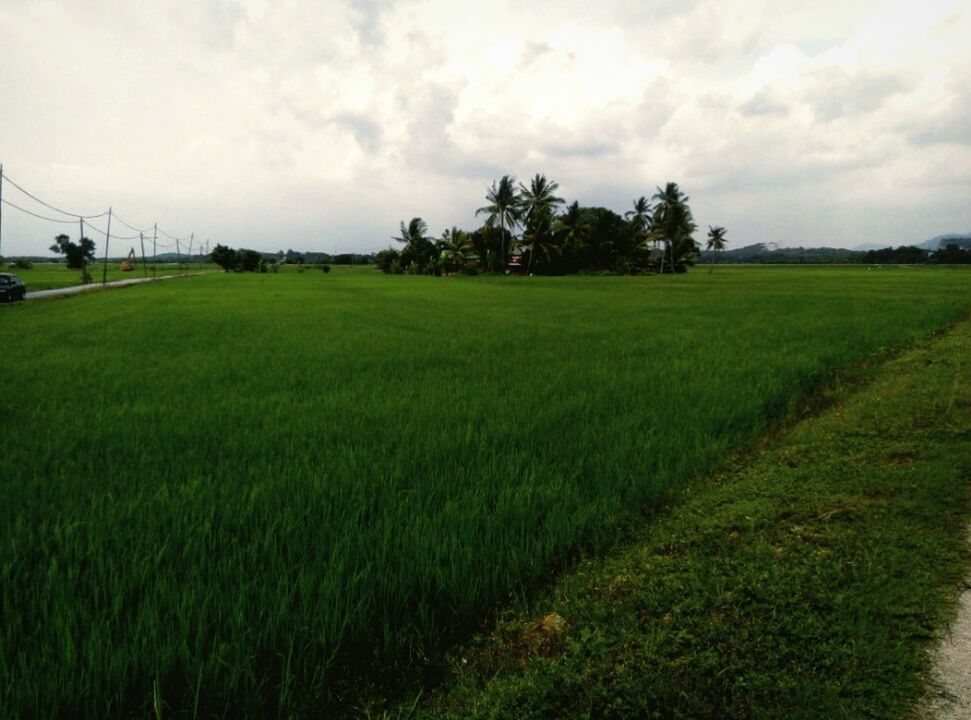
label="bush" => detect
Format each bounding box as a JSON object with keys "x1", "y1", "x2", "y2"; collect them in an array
[
  {"x1": 12, "y1": 258, "x2": 33, "y2": 270},
  {"x1": 321, "y1": 265, "x2": 331, "y2": 273},
  {"x1": 374, "y1": 248, "x2": 402, "y2": 274}
]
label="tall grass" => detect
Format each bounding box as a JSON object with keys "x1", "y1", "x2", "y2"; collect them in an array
[{"x1": 1, "y1": 267, "x2": 969, "y2": 716}]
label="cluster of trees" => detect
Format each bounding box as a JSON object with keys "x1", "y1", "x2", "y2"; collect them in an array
[
  {"x1": 862, "y1": 243, "x2": 971, "y2": 265},
  {"x1": 211, "y1": 244, "x2": 273, "y2": 273},
  {"x1": 211, "y1": 244, "x2": 337, "y2": 273},
  {"x1": 701, "y1": 242, "x2": 971, "y2": 265},
  {"x1": 376, "y1": 175, "x2": 726, "y2": 276},
  {"x1": 49, "y1": 234, "x2": 96, "y2": 283},
  {"x1": 274, "y1": 250, "x2": 372, "y2": 265}
]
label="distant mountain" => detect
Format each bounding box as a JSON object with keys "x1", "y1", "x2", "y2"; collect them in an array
[
  {"x1": 915, "y1": 234, "x2": 971, "y2": 250},
  {"x1": 852, "y1": 242, "x2": 888, "y2": 252}
]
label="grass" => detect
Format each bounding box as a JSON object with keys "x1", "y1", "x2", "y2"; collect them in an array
[
  {"x1": 0, "y1": 266, "x2": 969, "y2": 716},
  {"x1": 5, "y1": 261, "x2": 220, "y2": 290},
  {"x1": 411, "y1": 315, "x2": 971, "y2": 719}
]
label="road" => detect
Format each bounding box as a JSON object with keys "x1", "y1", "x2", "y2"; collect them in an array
[{"x1": 24, "y1": 272, "x2": 213, "y2": 300}]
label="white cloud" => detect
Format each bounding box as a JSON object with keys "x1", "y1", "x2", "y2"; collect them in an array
[{"x1": 0, "y1": 0, "x2": 969, "y2": 257}]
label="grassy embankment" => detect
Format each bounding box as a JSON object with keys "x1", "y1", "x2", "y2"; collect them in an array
[
  {"x1": 0, "y1": 267, "x2": 969, "y2": 716},
  {"x1": 406, "y1": 314, "x2": 971, "y2": 719}
]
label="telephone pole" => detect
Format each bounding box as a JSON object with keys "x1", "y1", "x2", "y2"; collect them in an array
[
  {"x1": 139, "y1": 232, "x2": 147, "y2": 278},
  {"x1": 0, "y1": 164, "x2": 5, "y2": 261},
  {"x1": 101, "y1": 207, "x2": 112, "y2": 285}
]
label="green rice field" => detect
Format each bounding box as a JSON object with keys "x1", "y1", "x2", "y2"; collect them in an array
[
  {"x1": 1, "y1": 266, "x2": 969, "y2": 716},
  {"x1": 5, "y1": 262, "x2": 219, "y2": 291}
]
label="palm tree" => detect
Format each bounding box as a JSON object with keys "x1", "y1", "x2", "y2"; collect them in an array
[
  {"x1": 555, "y1": 201, "x2": 587, "y2": 271},
  {"x1": 393, "y1": 217, "x2": 429, "y2": 247},
  {"x1": 652, "y1": 182, "x2": 697, "y2": 274},
  {"x1": 476, "y1": 176, "x2": 521, "y2": 271},
  {"x1": 706, "y1": 225, "x2": 727, "y2": 272},
  {"x1": 519, "y1": 175, "x2": 564, "y2": 224},
  {"x1": 625, "y1": 197, "x2": 651, "y2": 236},
  {"x1": 393, "y1": 217, "x2": 433, "y2": 272},
  {"x1": 519, "y1": 174, "x2": 565, "y2": 274},
  {"x1": 439, "y1": 226, "x2": 474, "y2": 275}
]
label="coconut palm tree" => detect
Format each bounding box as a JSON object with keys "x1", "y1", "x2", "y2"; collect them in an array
[
  {"x1": 651, "y1": 182, "x2": 697, "y2": 273},
  {"x1": 521, "y1": 214, "x2": 563, "y2": 274},
  {"x1": 439, "y1": 226, "x2": 474, "y2": 275},
  {"x1": 393, "y1": 217, "x2": 429, "y2": 247},
  {"x1": 706, "y1": 225, "x2": 727, "y2": 272},
  {"x1": 393, "y1": 217, "x2": 434, "y2": 272},
  {"x1": 476, "y1": 176, "x2": 521, "y2": 271},
  {"x1": 519, "y1": 174, "x2": 564, "y2": 225},
  {"x1": 519, "y1": 175, "x2": 565, "y2": 273},
  {"x1": 625, "y1": 197, "x2": 652, "y2": 235},
  {"x1": 554, "y1": 201, "x2": 588, "y2": 271}
]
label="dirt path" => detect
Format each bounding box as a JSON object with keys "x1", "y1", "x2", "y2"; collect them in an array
[
  {"x1": 924, "y1": 526, "x2": 971, "y2": 719},
  {"x1": 24, "y1": 271, "x2": 214, "y2": 300}
]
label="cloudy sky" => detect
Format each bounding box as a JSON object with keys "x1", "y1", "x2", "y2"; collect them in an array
[{"x1": 1, "y1": 0, "x2": 969, "y2": 256}]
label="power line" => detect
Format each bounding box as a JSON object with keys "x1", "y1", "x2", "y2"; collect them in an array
[
  {"x1": 112, "y1": 211, "x2": 150, "y2": 234},
  {"x1": 0, "y1": 167, "x2": 207, "y2": 257},
  {"x1": 157, "y1": 227, "x2": 190, "y2": 243},
  {"x1": 1, "y1": 197, "x2": 77, "y2": 224},
  {"x1": 82, "y1": 219, "x2": 140, "y2": 241},
  {"x1": 1, "y1": 172, "x2": 108, "y2": 219}
]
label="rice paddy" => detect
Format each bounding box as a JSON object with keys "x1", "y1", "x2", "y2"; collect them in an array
[{"x1": 1, "y1": 266, "x2": 969, "y2": 716}]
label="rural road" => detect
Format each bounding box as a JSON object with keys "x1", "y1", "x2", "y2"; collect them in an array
[{"x1": 24, "y1": 272, "x2": 213, "y2": 300}]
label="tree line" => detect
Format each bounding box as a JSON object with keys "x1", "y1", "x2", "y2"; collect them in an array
[
  {"x1": 375, "y1": 176, "x2": 727, "y2": 276},
  {"x1": 700, "y1": 242, "x2": 971, "y2": 265}
]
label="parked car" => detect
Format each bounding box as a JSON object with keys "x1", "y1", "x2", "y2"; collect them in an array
[{"x1": 0, "y1": 273, "x2": 26, "y2": 302}]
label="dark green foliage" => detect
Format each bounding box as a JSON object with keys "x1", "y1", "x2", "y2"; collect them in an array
[
  {"x1": 210, "y1": 243, "x2": 240, "y2": 271},
  {"x1": 392, "y1": 217, "x2": 437, "y2": 274},
  {"x1": 211, "y1": 245, "x2": 266, "y2": 273},
  {"x1": 380, "y1": 176, "x2": 711, "y2": 276},
  {"x1": 49, "y1": 233, "x2": 96, "y2": 270},
  {"x1": 477, "y1": 176, "x2": 522, "y2": 271},
  {"x1": 239, "y1": 249, "x2": 264, "y2": 272},
  {"x1": 652, "y1": 182, "x2": 699, "y2": 273},
  {"x1": 11, "y1": 257, "x2": 33, "y2": 269},
  {"x1": 865, "y1": 245, "x2": 929, "y2": 264},
  {"x1": 375, "y1": 247, "x2": 403, "y2": 274},
  {"x1": 931, "y1": 243, "x2": 971, "y2": 264}
]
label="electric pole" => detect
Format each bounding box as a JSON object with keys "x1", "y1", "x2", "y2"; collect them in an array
[
  {"x1": 139, "y1": 232, "x2": 147, "y2": 278},
  {"x1": 101, "y1": 207, "x2": 112, "y2": 285},
  {"x1": 0, "y1": 164, "x2": 5, "y2": 261}
]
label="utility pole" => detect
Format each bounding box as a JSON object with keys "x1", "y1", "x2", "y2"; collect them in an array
[
  {"x1": 0, "y1": 163, "x2": 4, "y2": 261},
  {"x1": 139, "y1": 232, "x2": 147, "y2": 278},
  {"x1": 188, "y1": 232, "x2": 194, "y2": 275},
  {"x1": 176, "y1": 238, "x2": 182, "y2": 269},
  {"x1": 152, "y1": 223, "x2": 157, "y2": 263},
  {"x1": 101, "y1": 207, "x2": 112, "y2": 285},
  {"x1": 79, "y1": 218, "x2": 86, "y2": 282}
]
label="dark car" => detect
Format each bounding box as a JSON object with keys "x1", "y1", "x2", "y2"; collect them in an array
[{"x1": 0, "y1": 273, "x2": 26, "y2": 302}]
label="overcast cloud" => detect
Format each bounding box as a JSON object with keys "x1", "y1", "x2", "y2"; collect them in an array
[{"x1": 0, "y1": 0, "x2": 969, "y2": 256}]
